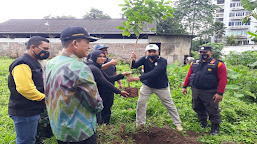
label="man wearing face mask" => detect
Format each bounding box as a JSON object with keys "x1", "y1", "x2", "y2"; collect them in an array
[
  {"x1": 128, "y1": 44, "x2": 183, "y2": 131},
  {"x1": 182, "y1": 45, "x2": 227, "y2": 135},
  {"x1": 8, "y1": 36, "x2": 50, "y2": 144}
]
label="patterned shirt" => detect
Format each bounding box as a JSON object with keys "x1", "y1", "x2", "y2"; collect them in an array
[{"x1": 44, "y1": 52, "x2": 103, "y2": 142}]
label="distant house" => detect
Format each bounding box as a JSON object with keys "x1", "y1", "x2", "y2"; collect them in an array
[{"x1": 0, "y1": 19, "x2": 193, "y2": 64}]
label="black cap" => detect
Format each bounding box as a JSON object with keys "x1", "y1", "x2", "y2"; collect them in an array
[
  {"x1": 60, "y1": 26, "x2": 99, "y2": 42},
  {"x1": 199, "y1": 46, "x2": 212, "y2": 52}
]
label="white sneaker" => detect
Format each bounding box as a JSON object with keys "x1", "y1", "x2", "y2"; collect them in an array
[{"x1": 176, "y1": 125, "x2": 183, "y2": 131}]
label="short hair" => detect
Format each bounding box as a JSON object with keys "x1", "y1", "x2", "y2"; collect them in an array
[
  {"x1": 26, "y1": 36, "x2": 49, "y2": 50},
  {"x1": 61, "y1": 38, "x2": 83, "y2": 48}
]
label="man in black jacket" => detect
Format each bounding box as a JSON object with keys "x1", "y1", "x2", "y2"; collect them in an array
[{"x1": 128, "y1": 44, "x2": 183, "y2": 131}]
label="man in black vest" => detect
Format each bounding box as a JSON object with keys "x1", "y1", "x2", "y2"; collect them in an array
[
  {"x1": 182, "y1": 45, "x2": 227, "y2": 135},
  {"x1": 8, "y1": 36, "x2": 50, "y2": 144}
]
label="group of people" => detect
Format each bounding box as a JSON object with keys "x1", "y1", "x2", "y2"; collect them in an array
[{"x1": 8, "y1": 26, "x2": 227, "y2": 144}]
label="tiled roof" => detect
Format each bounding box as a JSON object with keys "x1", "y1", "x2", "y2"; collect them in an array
[{"x1": 0, "y1": 19, "x2": 156, "y2": 35}]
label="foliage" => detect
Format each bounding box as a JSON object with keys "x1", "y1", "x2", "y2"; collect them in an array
[
  {"x1": 174, "y1": 0, "x2": 218, "y2": 39},
  {"x1": 212, "y1": 22, "x2": 226, "y2": 43},
  {"x1": 117, "y1": 0, "x2": 174, "y2": 37},
  {"x1": 43, "y1": 15, "x2": 76, "y2": 19},
  {"x1": 225, "y1": 50, "x2": 257, "y2": 67},
  {"x1": 82, "y1": 8, "x2": 111, "y2": 19},
  {"x1": 241, "y1": 0, "x2": 257, "y2": 39},
  {"x1": 1, "y1": 56, "x2": 257, "y2": 143},
  {"x1": 203, "y1": 43, "x2": 224, "y2": 59},
  {"x1": 225, "y1": 34, "x2": 238, "y2": 46},
  {"x1": 157, "y1": 12, "x2": 188, "y2": 35}
]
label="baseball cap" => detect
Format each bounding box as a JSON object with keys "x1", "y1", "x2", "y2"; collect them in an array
[
  {"x1": 199, "y1": 46, "x2": 212, "y2": 52},
  {"x1": 94, "y1": 44, "x2": 109, "y2": 50},
  {"x1": 145, "y1": 44, "x2": 159, "y2": 51},
  {"x1": 60, "y1": 26, "x2": 99, "y2": 42}
]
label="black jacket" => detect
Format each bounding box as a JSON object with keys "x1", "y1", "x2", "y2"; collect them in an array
[{"x1": 132, "y1": 56, "x2": 169, "y2": 89}]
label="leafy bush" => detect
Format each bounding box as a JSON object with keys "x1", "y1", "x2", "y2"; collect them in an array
[{"x1": 225, "y1": 50, "x2": 257, "y2": 67}]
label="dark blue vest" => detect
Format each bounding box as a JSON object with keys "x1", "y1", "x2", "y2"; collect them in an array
[{"x1": 8, "y1": 53, "x2": 44, "y2": 116}]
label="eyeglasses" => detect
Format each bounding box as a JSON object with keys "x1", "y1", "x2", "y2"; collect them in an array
[{"x1": 35, "y1": 46, "x2": 49, "y2": 51}]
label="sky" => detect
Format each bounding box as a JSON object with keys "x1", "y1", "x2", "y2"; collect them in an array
[{"x1": 0, "y1": 0, "x2": 125, "y2": 23}]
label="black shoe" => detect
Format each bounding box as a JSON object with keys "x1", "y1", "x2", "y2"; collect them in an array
[
  {"x1": 209, "y1": 124, "x2": 220, "y2": 135},
  {"x1": 201, "y1": 122, "x2": 209, "y2": 128}
]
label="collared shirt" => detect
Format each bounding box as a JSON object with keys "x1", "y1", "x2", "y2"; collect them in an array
[{"x1": 44, "y1": 51, "x2": 103, "y2": 142}]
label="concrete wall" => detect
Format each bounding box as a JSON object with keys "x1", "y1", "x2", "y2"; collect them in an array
[
  {"x1": 0, "y1": 36, "x2": 192, "y2": 64},
  {"x1": 148, "y1": 35, "x2": 191, "y2": 64},
  {"x1": 0, "y1": 38, "x2": 148, "y2": 62}
]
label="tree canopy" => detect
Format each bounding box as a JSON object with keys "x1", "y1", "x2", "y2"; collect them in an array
[{"x1": 82, "y1": 8, "x2": 111, "y2": 19}]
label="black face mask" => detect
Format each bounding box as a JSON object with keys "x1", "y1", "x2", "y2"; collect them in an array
[
  {"x1": 148, "y1": 55, "x2": 158, "y2": 60},
  {"x1": 33, "y1": 49, "x2": 50, "y2": 60},
  {"x1": 199, "y1": 54, "x2": 209, "y2": 60}
]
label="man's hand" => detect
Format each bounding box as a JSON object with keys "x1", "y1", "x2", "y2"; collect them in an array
[
  {"x1": 182, "y1": 88, "x2": 187, "y2": 95},
  {"x1": 122, "y1": 72, "x2": 131, "y2": 76},
  {"x1": 110, "y1": 57, "x2": 118, "y2": 65},
  {"x1": 127, "y1": 76, "x2": 140, "y2": 82},
  {"x1": 118, "y1": 83, "x2": 123, "y2": 89},
  {"x1": 131, "y1": 52, "x2": 137, "y2": 61},
  {"x1": 213, "y1": 94, "x2": 223, "y2": 103},
  {"x1": 120, "y1": 91, "x2": 129, "y2": 97}
]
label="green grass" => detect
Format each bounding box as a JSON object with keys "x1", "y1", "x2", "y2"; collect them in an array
[
  {"x1": 1, "y1": 57, "x2": 257, "y2": 144},
  {"x1": 0, "y1": 57, "x2": 16, "y2": 144}
]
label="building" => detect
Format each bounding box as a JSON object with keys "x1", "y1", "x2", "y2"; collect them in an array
[
  {"x1": 213, "y1": 0, "x2": 257, "y2": 44},
  {"x1": 0, "y1": 19, "x2": 194, "y2": 64}
]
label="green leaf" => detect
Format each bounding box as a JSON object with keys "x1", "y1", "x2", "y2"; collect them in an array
[
  {"x1": 150, "y1": 28, "x2": 155, "y2": 32},
  {"x1": 117, "y1": 26, "x2": 126, "y2": 30},
  {"x1": 226, "y1": 84, "x2": 240, "y2": 90}
]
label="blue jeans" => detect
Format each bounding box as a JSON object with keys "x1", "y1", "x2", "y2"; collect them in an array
[{"x1": 10, "y1": 115, "x2": 40, "y2": 144}]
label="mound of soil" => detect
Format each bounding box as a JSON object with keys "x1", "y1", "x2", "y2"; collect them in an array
[{"x1": 132, "y1": 126, "x2": 200, "y2": 144}]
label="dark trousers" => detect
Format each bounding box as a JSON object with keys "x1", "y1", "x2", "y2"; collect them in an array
[
  {"x1": 57, "y1": 133, "x2": 97, "y2": 144},
  {"x1": 98, "y1": 91, "x2": 114, "y2": 125},
  {"x1": 191, "y1": 88, "x2": 221, "y2": 124}
]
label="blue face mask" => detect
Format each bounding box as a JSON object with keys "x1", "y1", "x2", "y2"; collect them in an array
[{"x1": 199, "y1": 54, "x2": 209, "y2": 60}]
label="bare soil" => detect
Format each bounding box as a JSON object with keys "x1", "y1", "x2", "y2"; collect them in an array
[{"x1": 132, "y1": 126, "x2": 200, "y2": 144}]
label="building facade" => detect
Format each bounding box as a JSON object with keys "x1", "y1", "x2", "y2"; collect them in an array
[{"x1": 213, "y1": 0, "x2": 257, "y2": 44}]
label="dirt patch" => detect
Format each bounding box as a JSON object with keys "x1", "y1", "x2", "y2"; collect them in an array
[{"x1": 132, "y1": 126, "x2": 200, "y2": 144}]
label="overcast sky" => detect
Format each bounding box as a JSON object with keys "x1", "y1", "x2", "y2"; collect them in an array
[{"x1": 0, "y1": 0, "x2": 124, "y2": 23}]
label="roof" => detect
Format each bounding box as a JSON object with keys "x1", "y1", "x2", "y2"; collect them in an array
[{"x1": 0, "y1": 19, "x2": 156, "y2": 35}]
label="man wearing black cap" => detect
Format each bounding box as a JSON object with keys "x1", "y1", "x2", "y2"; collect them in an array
[
  {"x1": 44, "y1": 26, "x2": 103, "y2": 144},
  {"x1": 182, "y1": 45, "x2": 227, "y2": 135}
]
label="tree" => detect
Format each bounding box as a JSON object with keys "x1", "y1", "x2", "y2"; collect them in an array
[
  {"x1": 118, "y1": 0, "x2": 174, "y2": 38},
  {"x1": 174, "y1": 0, "x2": 218, "y2": 38},
  {"x1": 82, "y1": 8, "x2": 111, "y2": 19},
  {"x1": 212, "y1": 22, "x2": 226, "y2": 43},
  {"x1": 226, "y1": 34, "x2": 238, "y2": 46},
  {"x1": 157, "y1": 11, "x2": 188, "y2": 35},
  {"x1": 241, "y1": 0, "x2": 257, "y2": 38},
  {"x1": 43, "y1": 15, "x2": 76, "y2": 19}
]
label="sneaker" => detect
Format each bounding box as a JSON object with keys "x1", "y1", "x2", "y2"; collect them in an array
[{"x1": 176, "y1": 125, "x2": 183, "y2": 131}]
